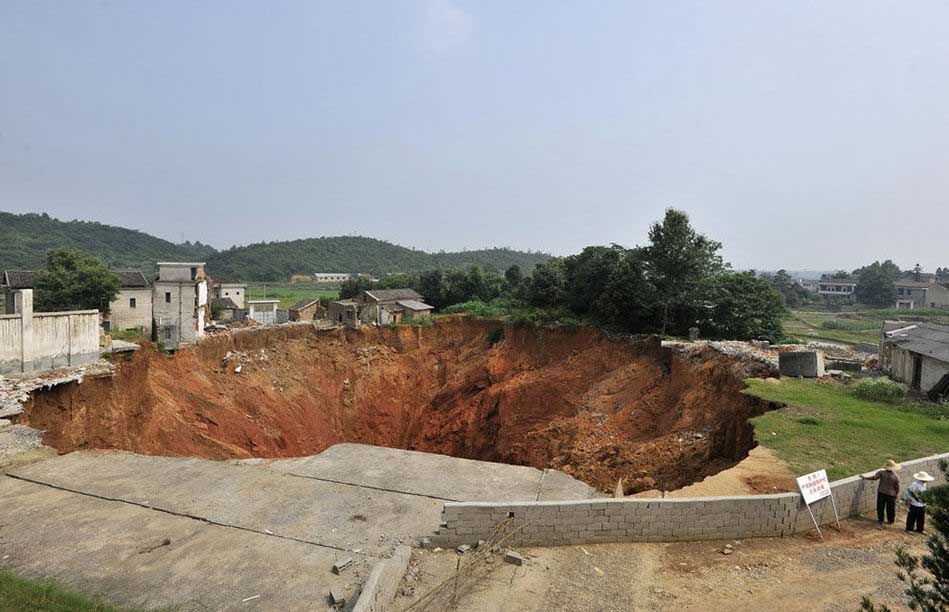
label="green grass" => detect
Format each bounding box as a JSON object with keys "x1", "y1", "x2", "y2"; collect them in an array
[
  {"x1": 108, "y1": 329, "x2": 143, "y2": 342},
  {"x1": 785, "y1": 310, "x2": 881, "y2": 346},
  {"x1": 0, "y1": 570, "x2": 127, "y2": 611},
  {"x1": 246, "y1": 282, "x2": 338, "y2": 310},
  {"x1": 745, "y1": 378, "x2": 949, "y2": 481}
]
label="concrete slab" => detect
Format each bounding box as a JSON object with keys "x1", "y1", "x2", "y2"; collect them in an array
[
  {"x1": 258, "y1": 443, "x2": 598, "y2": 502},
  {"x1": 0, "y1": 476, "x2": 367, "y2": 611},
  {"x1": 10, "y1": 451, "x2": 442, "y2": 556}
]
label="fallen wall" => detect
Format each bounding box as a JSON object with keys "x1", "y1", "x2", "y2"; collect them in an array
[
  {"x1": 352, "y1": 545, "x2": 412, "y2": 612},
  {"x1": 427, "y1": 452, "x2": 949, "y2": 547}
]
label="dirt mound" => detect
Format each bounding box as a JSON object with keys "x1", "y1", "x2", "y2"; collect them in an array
[{"x1": 20, "y1": 318, "x2": 779, "y2": 493}]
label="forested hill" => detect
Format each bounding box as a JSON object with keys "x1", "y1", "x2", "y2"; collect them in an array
[
  {"x1": 0, "y1": 212, "x2": 216, "y2": 274},
  {"x1": 1, "y1": 212, "x2": 551, "y2": 280},
  {"x1": 205, "y1": 237, "x2": 552, "y2": 280}
]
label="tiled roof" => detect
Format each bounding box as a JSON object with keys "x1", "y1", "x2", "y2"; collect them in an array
[
  {"x1": 2, "y1": 270, "x2": 34, "y2": 289},
  {"x1": 364, "y1": 288, "x2": 422, "y2": 302},
  {"x1": 289, "y1": 298, "x2": 321, "y2": 311},
  {"x1": 885, "y1": 322, "x2": 949, "y2": 363},
  {"x1": 118, "y1": 270, "x2": 149, "y2": 288},
  {"x1": 396, "y1": 300, "x2": 434, "y2": 311},
  {"x1": 211, "y1": 297, "x2": 239, "y2": 310}
]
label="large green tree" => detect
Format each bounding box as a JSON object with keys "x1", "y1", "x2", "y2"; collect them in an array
[
  {"x1": 643, "y1": 209, "x2": 725, "y2": 336},
  {"x1": 33, "y1": 249, "x2": 120, "y2": 313},
  {"x1": 854, "y1": 260, "x2": 899, "y2": 308},
  {"x1": 702, "y1": 272, "x2": 786, "y2": 342}
]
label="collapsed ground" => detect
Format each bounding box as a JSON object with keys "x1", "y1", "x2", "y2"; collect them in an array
[{"x1": 19, "y1": 317, "x2": 779, "y2": 493}]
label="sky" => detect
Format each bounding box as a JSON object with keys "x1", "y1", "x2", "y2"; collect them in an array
[{"x1": 1, "y1": 1, "x2": 948, "y2": 271}]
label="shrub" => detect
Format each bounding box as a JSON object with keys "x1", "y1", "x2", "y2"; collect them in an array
[
  {"x1": 797, "y1": 416, "x2": 820, "y2": 425},
  {"x1": 441, "y1": 300, "x2": 507, "y2": 319},
  {"x1": 820, "y1": 319, "x2": 879, "y2": 331},
  {"x1": 852, "y1": 377, "x2": 907, "y2": 404}
]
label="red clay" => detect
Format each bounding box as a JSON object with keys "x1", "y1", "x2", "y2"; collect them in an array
[{"x1": 21, "y1": 317, "x2": 777, "y2": 493}]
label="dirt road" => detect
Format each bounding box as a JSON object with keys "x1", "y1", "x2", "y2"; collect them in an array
[{"x1": 398, "y1": 514, "x2": 925, "y2": 611}]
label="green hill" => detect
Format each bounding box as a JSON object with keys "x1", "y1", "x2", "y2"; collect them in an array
[
  {"x1": 0, "y1": 212, "x2": 216, "y2": 275},
  {"x1": 206, "y1": 237, "x2": 552, "y2": 280},
  {"x1": 0, "y1": 212, "x2": 551, "y2": 280}
]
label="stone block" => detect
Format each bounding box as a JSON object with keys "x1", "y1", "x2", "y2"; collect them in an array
[{"x1": 779, "y1": 351, "x2": 825, "y2": 378}]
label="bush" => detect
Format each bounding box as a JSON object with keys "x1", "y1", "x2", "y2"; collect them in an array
[
  {"x1": 820, "y1": 319, "x2": 880, "y2": 331},
  {"x1": 441, "y1": 300, "x2": 507, "y2": 319},
  {"x1": 797, "y1": 416, "x2": 820, "y2": 425},
  {"x1": 852, "y1": 378, "x2": 907, "y2": 404}
]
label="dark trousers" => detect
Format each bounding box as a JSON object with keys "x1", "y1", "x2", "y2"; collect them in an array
[
  {"x1": 906, "y1": 505, "x2": 926, "y2": 532},
  {"x1": 877, "y1": 493, "x2": 896, "y2": 523}
]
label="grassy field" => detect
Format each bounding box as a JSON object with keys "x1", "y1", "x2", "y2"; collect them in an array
[
  {"x1": 0, "y1": 570, "x2": 126, "y2": 612},
  {"x1": 245, "y1": 283, "x2": 338, "y2": 309},
  {"x1": 745, "y1": 378, "x2": 949, "y2": 481},
  {"x1": 784, "y1": 311, "x2": 882, "y2": 346}
]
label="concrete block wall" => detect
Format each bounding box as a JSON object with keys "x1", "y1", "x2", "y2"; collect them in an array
[
  {"x1": 428, "y1": 453, "x2": 949, "y2": 547},
  {"x1": 0, "y1": 290, "x2": 100, "y2": 375}
]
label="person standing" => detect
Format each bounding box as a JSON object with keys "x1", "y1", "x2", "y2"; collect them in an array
[
  {"x1": 860, "y1": 460, "x2": 901, "y2": 526},
  {"x1": 904, "y1": 471, "x2": 935, "y2": 533}
]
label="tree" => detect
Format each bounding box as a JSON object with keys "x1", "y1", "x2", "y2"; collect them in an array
[
  {"x1": 417, "y1": 270, "x2": 447, "y2": 310},
  {"x1": 562, "y1": 246, "x2": 627, "y2": 315},
  {"x1": 643, "y1": 209, "x2": 725, "y2": 336},
  {"x1": 527, "y1": 259, "x2": 567, "y2": 307},
  {"x1": 702, "y1": 272, "x2": 786, "y2": 342},
  {"x1": 854, "y1": 260, "x2": 899, "y2": 308},
  {"x1": 339, "y1": 276, "x2": 374, "y2": 299},
  {"x1": 33, "y1": 249, "x2": 120, "y2": 313},
  {"x1": 590, "y1": 247, "x2": 656, "y2": 332},
  {"x1": 763, "y1": 269, "x2": 807, "y2": 309},
  {"x1": 862, "y1": 461, "x2": 949, "y2": 612}
]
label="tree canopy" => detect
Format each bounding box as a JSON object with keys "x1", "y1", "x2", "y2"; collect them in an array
[
  {"x1": 33, "y1": 249, "x2": 121, "y2": 313},
  {"x1": 854, "y1": 260, "x2": 899, "y2": 308}
]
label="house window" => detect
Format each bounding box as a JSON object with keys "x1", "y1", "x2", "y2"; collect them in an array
[
  {"x1": 130, "y1": 298, "x2": 136, "y2": 308},
  {"x1": 164, "y1": 328, "x2": 171, "y2": 339},
  {"x1": 165, "y1": 292, "x2": 172, "y2": 303},
  {"x1": 190, "y1": 267, "x2": 197, "y2": 280}
]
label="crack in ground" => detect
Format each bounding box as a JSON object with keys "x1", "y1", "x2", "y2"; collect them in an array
[
  {"x1": 280, "y1": 471, "x2": 462, "y2": 502},
  {"x1": 4, "y1": 473, "x2": 374, "y2": 557}
]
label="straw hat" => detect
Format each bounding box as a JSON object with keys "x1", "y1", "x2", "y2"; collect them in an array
[
  {"x1": 913, "y1": 471, "x2": 935, "y2": 482},
  {"x1": 884, "y1": 460, "x2": 900, "y2": 472}
]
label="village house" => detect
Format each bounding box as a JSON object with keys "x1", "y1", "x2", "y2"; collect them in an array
[
  {"x1": 880, "y1": 321, "x2": 949, "y2": 399},
  {"x1": 328, "y1": 289, "x2": 433, "y2": 326},
  {"x1": 212, "y1": 282, "x2": 247, "y2": 309},
  {"x1": 817, "y1": 276, "x2": 856, "y2": 298},
  {"x1": 210, "y1": 297, "x2": 240, "y2": 321},
  {"x1": 247, "y1": 300, "x2": 279, "y2": 325},
  {"x1": 289, "y1": 298, "x2": 324, "y2": 321},
  {"x1": 894, "y1": 280, "x2": 949, "y2": 310},
  {"x1": 2, "y1": 270, "x2": 34, "y2": 315},
  {"x1": 152, "y1": 262, "x2": 209, "y2": 350},
  {"x1": 313, "y1": 273, "x2": 354, "y2": 283},
  {"x1": 104, "y1": 271, "x2": 152, "y2": 333}
]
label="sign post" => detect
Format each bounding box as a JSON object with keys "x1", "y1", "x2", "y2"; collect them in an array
[{"x1": 796, "y1": 469, "x2": 839, "y2": 540}]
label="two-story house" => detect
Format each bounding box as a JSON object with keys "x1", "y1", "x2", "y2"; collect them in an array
[{"x1": 152, "y1": 262, "x2": 209, "y2": 350}]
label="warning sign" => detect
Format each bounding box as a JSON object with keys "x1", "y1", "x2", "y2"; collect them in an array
[{"x1": 797, "y1": 469, "x2": 831, "y2": 506}]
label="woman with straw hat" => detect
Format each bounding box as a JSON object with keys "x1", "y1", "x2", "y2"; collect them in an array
[
  {"x1": 904, "y1": 471, "x2": 936, "y2": 533},
  {"x1": 860, "y1": 460, "x2": 901, "y2": 526}
]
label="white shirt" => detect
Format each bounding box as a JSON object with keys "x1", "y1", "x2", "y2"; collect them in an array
[{"x1": 904, "y1": 480, "x2": 927, "y2": 507}]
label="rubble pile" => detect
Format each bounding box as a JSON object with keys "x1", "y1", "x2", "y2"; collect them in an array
[{"x1": 0, "y1": 361, "x2": 114, "y2": 418}]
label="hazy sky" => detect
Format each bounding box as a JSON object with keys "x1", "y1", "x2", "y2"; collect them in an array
[{"x1": 2, "y1": 2, "x2": 947, "y2": 271}]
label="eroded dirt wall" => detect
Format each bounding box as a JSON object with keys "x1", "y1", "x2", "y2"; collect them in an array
[{"x1": 22, "y1": 318, "x2": 777, "y2": 492}]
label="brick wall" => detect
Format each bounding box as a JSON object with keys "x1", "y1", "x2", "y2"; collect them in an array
[{"x1": 427, "y1": 453, "x2": 949, "y2": 547}]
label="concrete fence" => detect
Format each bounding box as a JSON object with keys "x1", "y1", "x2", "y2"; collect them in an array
[
  {"x1": 427, "y1": 453, "x2": 949, "y2": 548},
  {"x1": 0, "y1": 290, "x2": 100, "y2": 375}
]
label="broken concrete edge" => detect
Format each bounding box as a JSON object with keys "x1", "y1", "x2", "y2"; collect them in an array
[
  {"x1": 426, "y1": 452, "x2": 949, "y2": 548},
  {"x1": 351, "y1": 545, "x2": 412, "y2": 612}
]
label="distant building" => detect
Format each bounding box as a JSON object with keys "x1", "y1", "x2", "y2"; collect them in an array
[
  {"x1": 153, "y1": 262, "x2": 209, "y2": 350},
  {"x1": 797, "y1": 279, "x2": 819, "y2": 293},
  {"x1": 881, "y1": 321, "x2": 949, "y2": 396},
  {"x1": 327, "y1": 289, "x2": 434, "y2": 326},
  {"x1": 211, "y1": 297, "x2": 240, "y2": 321},
  {"x1": 289, "y1": 298, "x2": 324, "y2": 322},
  {"x1": 895, "y1": 281, "x2": 949, "y2": 310},
  {"x1": 2, "y1": 270, "x2": 35, "y2": 315},
  {"x1": 817, "y1": 277, "x2": 856, "y2": 298},
  {"x1": 313, "y1": 273, "x2": 354, "y2": 283},
  {"x1": 104, "y1": 271, "x2": 152, "y2": 333},
  {"x1": 247, "y1": 300, "x2": 279, "y2": 325},
  {"x1": 212, "y1": 282, "x2": 247, "y2": 309}
]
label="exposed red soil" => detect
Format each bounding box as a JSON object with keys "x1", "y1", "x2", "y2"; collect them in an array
[{"x1": 21, "y1": 317, "x2": 779, "y2": 493}]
